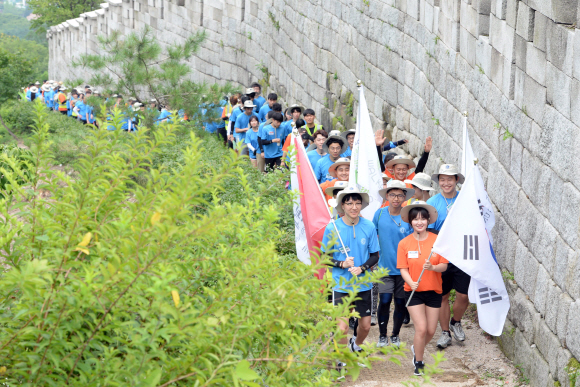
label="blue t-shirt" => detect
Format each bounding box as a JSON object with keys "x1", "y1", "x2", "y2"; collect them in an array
[
  {"x1": 26, "y1": 90, "x2": 31, "y2": 101},
  {"x1": 315, "y1": 155, "x2": 337, "y2": 183},
  {"x1": 322, "y1": 217, "x2": 380, "y2": 293},
  {"x1": 258, "y1": 103, "x2": 271, "y2": 122},
  {"x1": 259, "y1": 124, "x2": 284, "y2": 159},
  {"x1": 254, "y1": 95, "x2": 266, "y2": 110},
  {"x1": 229, "y1": 107, "x2": 243, "y2": 133},
  {"x1": 234, "y1": 112, "x2": 254, "y2": 142},
  {"x1": 76, "y1": 101, "x2": 87, "y2": 120},
  {"x1": 216, "y1": 106, "x2": 225, "y2": 129},
  {"x1": 426, "y1": 192, "x2": 459, "y2": 231},
  {"x1": 307, "y1": 150, "x2": 325, "y2": 167},
  {"x1": 341, "y1": 147, "x2": 352, "y2": 158},
  {"x1": 245, "y1": 129, "x2": 260, "y2": 159},
  {"x1": 45, "y1": 90, "x2": 54, "y2": 108},
  {"x1": 157, "y1": 110, "x2": 172, "y2": 123},
  {"x1": 372, "y1": 207, "x2": 413, "y2": 275},
  {"x1": 86, "y1": 105, "x2": 96, "y2": 124}
]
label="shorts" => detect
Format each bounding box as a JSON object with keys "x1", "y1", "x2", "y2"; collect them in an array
[
  {"x1": 265, "y1": 157, "x2": 281, "y2": 171},
  {"x1": 378, "y1": 275, "x2": 406, "y2": 299},
  {"x1": 442, "y1": 263, "x2": 471, "y2": 295},
  {"x1": 248, "y1": 149, "x2": 257, "y2": 160},
  {"x1": 405, "y1": 290, "x2": 442, "y2": 308},
  {"x1": 333, "y1": 290, "x2": 373, "y2": 317}
]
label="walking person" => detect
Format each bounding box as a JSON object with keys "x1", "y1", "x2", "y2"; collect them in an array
[
  {"x1": 258, "y1": 112, "x2": 285, "y2": 171},
  {"x1": 373, "y1": 180, "x2": 415, "y2": 348},
  {"x1": 398, "y1": 201, "x2": 448, "y2": 376},
  {"x1": 426, "y1": 164, "x2": 470, "y2": 349},
  {"x1": 245, "y1": 115, "x2": 261, "y2": 168}
]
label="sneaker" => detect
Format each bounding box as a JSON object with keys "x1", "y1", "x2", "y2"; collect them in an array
[
  {"x1": 449, "y1": 320, "x2": 466, "y2": 342},
  {"x1": 390, "y1": 335, "x2": 401, "y2": 348},
  {"x1": 336, "y1": 361, "x2": 347, "y2": 379},
  {"x1": 377, "y1": 336, "x2": 388, "y2": 348},
  {"x1": 411, "y1": 345, "x2": 415, "y2": 365},
  {"x1": 436, "y1": 331, "x2": 452, "y2": 349},
  {"x1": 414, "y1": 360, "x2": 425, "y2": 376},
  {"x1": 349, "y1": 336, "x2": 357, "y2": 347},
  {"x1": 371, "y1": 315, "x2": 377, "y2": 326},
  {"x1": 349, "y1": 339, "x2": 362, "y2": 353}
]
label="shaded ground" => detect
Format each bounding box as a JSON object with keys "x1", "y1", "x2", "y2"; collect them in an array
[{"x1": 342, "y1": 307, "x2": 522, "y2": 386}]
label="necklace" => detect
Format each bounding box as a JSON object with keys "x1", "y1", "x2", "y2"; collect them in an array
[{"x1": 387, "y1": 208, "x2": 401, "y2": 227}]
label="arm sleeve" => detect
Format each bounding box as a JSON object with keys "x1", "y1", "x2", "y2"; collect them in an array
[
  {"x1": 377, "y1": 146, "x2": 385, "y2": 172},
  {"x1": 382, "y1": 139, "x2": 407, "y2": 151},
  {"x1": 327, "y1": 258, "x2": 344, "y2": 268},
  {"x1": 257, "y1": 137, "x2": 264, "y2": 153},
  {"x1": 361, "y1": 252, "x2": 379, "y2": 272},
  {"x1": 415, "y1": 151, "x2": 430, "y2": 174}
]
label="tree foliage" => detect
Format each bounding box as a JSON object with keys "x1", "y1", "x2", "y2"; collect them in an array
[
  {"x1": 0, "y1": 34, "x2": 48, "y2": 80},
  {"x1": 27, "y1": 0, "x2": 100, "y2": 33},
  {"x1": 74, "y1": 26, "x2": 237, "y2": 119},
  {"x1": 0, "y1": 46, "x2": 33, "y2": 103}
]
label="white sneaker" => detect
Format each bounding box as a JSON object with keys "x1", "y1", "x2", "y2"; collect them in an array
[
  {"x1": 390, "y1": 335, "x2": 401, "y2": 348},
  {"x1": 377, "y1": 336, "x2": 388, "y2": 347},
  {"x1": 436, "y1": 331, "x2": 452, "y2": 349}
]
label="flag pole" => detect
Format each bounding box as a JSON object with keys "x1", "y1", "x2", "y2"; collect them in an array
[
  {"x1": 405, "y1": 250, "x2": 434, "y2": 308},
  {"x1": 292, "y1": 133, "x2": 350, "y2": 258}
]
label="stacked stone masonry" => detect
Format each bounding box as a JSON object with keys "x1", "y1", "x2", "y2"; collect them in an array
[{"x1": 48, "y1": 0, "x2": 580, "y2": 385}]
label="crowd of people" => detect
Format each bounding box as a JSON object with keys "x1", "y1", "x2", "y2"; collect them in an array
[
  {"x1": 23, "y1": 79, "x2": 472, "y2": 378},
  {"x1": 22, "y1": 80, "x2": 176, "y2": 130}
]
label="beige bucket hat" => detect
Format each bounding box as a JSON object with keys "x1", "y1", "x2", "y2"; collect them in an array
[
  {"x1": 382, "y1": 173, "x2": 391, "y2": 182},
  {"x1": 325, "y1": 180, "x2": 348, "y2": 196},
  {"x1": 29, "y1": 86, "x2": 39, "y2": 93},
  {"x1": 328, "y1": 157, "x2": 351, "y2": 177},
  {"x1": 286, "y1": 104, "x2": 304, "y2": 115},
  {"x1": 378, "y1": 179, "x2": 415, "y2": 201},
  {"x1": 405, "y1": 172, "x2": 435, "y2": 191},
  {"x1": 242, "y1": 100, "x2": 256, "y2": 109},
  {"x1": 386, "y1": 155, "x2": 416, "y2": 169},
  {"x1": 341, "y1": 128, "x2": 356, "y2": 140},
  {"x1": 431, "y1": 164, "x2": 465, "y2": 184},
  {"x1": 334, "y1": 186, "x2": 370, "y2": 213},
  {"x1": 401, "y1": 200, "x2": 438, "y2": 224},
  {"x1": 323, "y1": 134, "x2": 348, "y2": 154}
]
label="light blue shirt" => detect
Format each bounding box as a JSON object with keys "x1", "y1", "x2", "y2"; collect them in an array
[
  {"x1": 258, "y1": 103, "x2": 272, "y2": 122},
  {"x1": 234, "y1": 112, "x2": 254, "y2": 142},
  {"x1": 322, "y1": 217, "x2": 380, "y2": 293},
  {"x1": 341, "y1": 147, "x2": 352, "y2": 158},
  {"x1": 307, "y1": 150, "x2": 325, "y2": 167},
  {"x1": 426, "y1": 192, "x2": 459, "y2": 231},
  {"x1": 259, "y1": 124, "x2": 284, "y2": 159},
  {"x1": 76, "y1": 101, "x2": 87, "y2": 120},
  {"x1": 372, "y1": 207, "x2": 413, "y2": 275},
  {"x1": 245, "y1": 129, "x2": 260, "y2": 159},
  {"x1": 314, "y1": 155, "x2": 337, "y2": 183},
  {"x1": 254, "y1": 95, "x2": 266, "y2": 110}
]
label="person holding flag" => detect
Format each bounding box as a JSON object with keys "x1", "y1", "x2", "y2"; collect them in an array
[
  {"x1": 426, "y1": 164, "x2": 470, "y2": 349},
  {"x1": 372, "y1": 180, "x2": 415, "y2": 348},
  {"x1": 397, "y1": 201, "x2": 448, "y2": 376},
  {"x1": 321, "y1": 186, "x2": 380, "y2": 364}
]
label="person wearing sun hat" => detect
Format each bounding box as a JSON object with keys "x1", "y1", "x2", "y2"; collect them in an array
[
  {"x1": 372, "y1": 179, "x2": 415, "y2": 349},
  {"x1": 321, "y1": 186, "x2": 380, "y2": 367},
  {"x1": 280, "y1": 104, "x2": 304, "y2": 136},
  {"x1": 385, "y1": 155, "x2": 418, "y2": 188},
  {"x1": 378, "y1": 135, "x2": 432, "y2": 178},
  {"x1": 405, "y1": 172, "x2": 435, "y2": 204},
  {"x1": 320, "y1": 157, "x2": 350, "y2": 205},
  {"x1": 325, "y1": 180, "x2": 348, "y2": 216},
  {"x1": 425, "y1": 163, "x2": 469, "y2": 350},
  {"x1": 340, "y1": 129, "x2": 356, "y2": 157},
  {"x1": 234, "y1": 99, "x2": 257, "y2": 156},
  {"x1": 397, "y1": 201, "x2": 448, "y2": 376},
  {"x1": 379, "y1": 173, "x2": 393, "y2": 208},
  {"x1": 28, "y1": 86, "x2": 39, "y2": 102},
  {"x1": 314, "y1": 131, "x2": 348, "y2": 183}
]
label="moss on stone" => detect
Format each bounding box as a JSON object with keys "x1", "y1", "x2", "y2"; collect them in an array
[
  {"x1": 566, "y1": 358, "x2": 580, "y2": 387},
  {"x1": 345, "y1": 91, "x2": 354, "y2": 116}
]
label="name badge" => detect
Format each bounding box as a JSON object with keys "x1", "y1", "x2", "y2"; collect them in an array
[
  {"x1": 268, "y1": 131, "x2": 274, "y2": 135},
  {"x1": 408, "y1": 251, "x2": 419, "y2": 259}
]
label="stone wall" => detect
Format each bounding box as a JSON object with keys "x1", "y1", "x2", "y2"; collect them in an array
[{"x1": 48, "y1": 0, "x2": 580, "y2": 385}]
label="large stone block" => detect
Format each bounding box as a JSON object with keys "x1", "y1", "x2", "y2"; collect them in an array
[
  {"x1": 557, "y1": 348, "x2": 573, "y2": 387},
  {"x1": 546, "y1": 22, "x2": 574, "y2": 76},
  {"x1": 557, "y1": 292, "x2": 573, "y2": 345},
  {"x1": 525, "y1": 42, "x2": 547, "y2": 86},
  {"x1": 567, "y1": 251, "x2": 580, "y2": 300},
  {"x1": 557, "y1": 183, "x2": 580, "y2": 249},
  {"x1": 535, "y1": 320, "x2": 562, "y2": 377},
  {"x1": 545, "y1": 280, "x2": 562, "y2": 333},
  {"x1": 459, "y1": 27, "x2": 476, "y2": 67},
  {"x1": 489, "y1": 13, "x2": 515, "y2": 63},
  {"x1": 514, "y1": 237, "x2": 539, "y2": 301},
  {"x1": 567, "y1": 299, "x2": 580, "y2": 361},
  {"x1": 516, "y1": 2, "x2": 534, "y2": 41},
  {"x1": 509, "y1": 287, "x2": 540, "y2": 344},
  {"x1": 492, "y1": 0, "x2": 507, "y2": 19},
  {"x1": 546, "y1": 62, "x2": 572, "y2": 118},
  {"x1": 533, "y1": 264, "x2": 551, "y2": 316},
  {"x1": 460, "y1": 3, "x2": 478, "y2": 37},
  {"x1": 505, "y1": 0, "x2": 517, "y2": 28},
  {"x1": 513, "y1": 69, "x2": 546, "y2": 124},
  {"x1": 570, "y1": 78, "x2": 580, "y2": 128}
]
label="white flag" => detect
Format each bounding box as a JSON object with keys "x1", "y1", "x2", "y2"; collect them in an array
[
  {"x1": 461, "y1": 114, "x2": 476, "y2": 178},
  {"x1": 349, "y1": 86, "x2": 383, "y2": 219},
  {"x1": 290, "y1": 159, "x2": 311, "y2": 265},
  {"x1": 432, "y1": 165, "x2": 509, "y2": 336}
]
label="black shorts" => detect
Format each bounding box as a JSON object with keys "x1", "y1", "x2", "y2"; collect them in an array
[
  {"x1": 265, "y1": 157, "x2": 281, "y2": 171},
  {"x1": 405, "y1": 290, "x2": 442, "y2": 308},
  {"x1": 333, "y1": 290, "x2": 373, "y2": 317},
  {"x1": 378, "y1": 275, "x2": 406, "y2": 299},
  {"x1": 442, "y1": 263, "x2": 471, "y2": 295}
]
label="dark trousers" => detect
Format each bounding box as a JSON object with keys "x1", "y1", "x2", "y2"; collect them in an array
[{"x1": 265, "y1": 157, "x2": 281, "y2": 172}]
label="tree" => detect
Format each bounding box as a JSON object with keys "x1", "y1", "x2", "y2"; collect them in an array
[
  {"x1": 0, "y1": 46, "x2": 33, "y2": 103},
  {"x1": 0, "y1": 34, "x2": 48, "y2": 80},
  {"x1": 0, "y1": 100, "x2": 418, "y2": 385},
  {"x1": 27, "y1": 0, "x2": 100, "y2": 33},
  {"x1": 74, "y1": 26, "x2": 237, "y2": 120}
]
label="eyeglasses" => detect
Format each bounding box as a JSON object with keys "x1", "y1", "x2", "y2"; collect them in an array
[
  {"x1": 343, "y1": 202, "x2": 362, "y2": 207},
  {"x1": 388, "y1": 194, "x2": 406, "y2": 199}
]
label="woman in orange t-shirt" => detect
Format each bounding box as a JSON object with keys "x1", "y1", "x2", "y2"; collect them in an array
[{"x1": 397, "y1": 201, "x2": 448, "y2": 376}]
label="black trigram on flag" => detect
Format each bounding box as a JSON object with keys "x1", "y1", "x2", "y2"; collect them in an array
[
  {"x1": 479, "y1": 287, "x2": 502, "y2": 304},
  {"x1": 463, "y1": 235, "x2": 479, "y2": 260}
]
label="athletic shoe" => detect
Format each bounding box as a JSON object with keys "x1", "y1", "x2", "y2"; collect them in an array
[
  {"x1": 449, "y1": 320, "x2": 466, "y2": 341},
  {"x1": 336, "y1": 361, "x2": 347, "y2": 379},
  {"x1": 403, "y1": 309, "x2": 410, "y2": 324},
  {"x1": 377, "y1": 336, "x2": 388, "y2": 348},
  {"x1": 349, "y1": 339, "x2": 362, "y2": 353},
  {"x1": 411, "y1": 345, "x2": 415, "y2": 365},
  {"x1": 349, "y1": 336, "x2": 357, "y2": 347},
  {"x1": 371, "y1": 315, "x2": 377, "y2": 326},
  {"x1": 436, "y1": 331, "x2": 452, "y2": 349},
  {"x1": 390, "y1": 335, "x2": 401, "y2": 348},
  {"x1": 414, "y1": 360, "x2": 425, "y2": 376}
]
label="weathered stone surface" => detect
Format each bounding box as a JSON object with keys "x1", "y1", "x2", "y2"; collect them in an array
[
  {"x1": 566, "y1": 299, "x2": 580, "y2": 359},
  {"x1": 533, "y1": 10, "x2": 548, "y2": 52},
  {"x1": 516, "y1": 2, "x2": 534, "y2": 41}
]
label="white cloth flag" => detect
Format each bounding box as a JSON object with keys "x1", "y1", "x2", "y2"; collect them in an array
[
  {"x1": 461, "y1": 114, "x2": 476, "y2": 179},
  {"x1": 289, "y1": 133, "x2": 311, "y2": 265},
  {"x1": 432, "y1": 165, "x2": 509, "y2": 336},
  {"x1": 349, "y1": 86, "x2": 383, "y2": 219}
]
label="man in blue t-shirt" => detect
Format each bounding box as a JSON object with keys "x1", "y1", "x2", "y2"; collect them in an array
[
  {"x1": 322, "y1": 186, "x2": 379, "y2": 367},
  {"x1": 315, "y1": 133, "x2": 347, "y2": 183},
  {"x1": 307, "y1": 129, "x2": 328, "y2": 167},
  {"x1": 372, "y1": 180, "x2": 415, "y2": 348},
  {"x1": 340, "y1": 129, "x2": 356, "y2": 158},
  {"x1": 250, "y1": 82, "x2": 266, "y2": 111},
  {"x1": 258, "y1": 112, "x2": 284, "y2": 171},
  {"x1": 258, "y1": 92, "x2": 277, "y2": 122},
  {"x1": 75, "y1": 94, "x2": 88, "y2": 124},
  {"x1": 234, "y1": 100, "x2": 256, "y2": 156},
  {"x1": 426, "y1": 164, "x2": 469, "y2": 349}
]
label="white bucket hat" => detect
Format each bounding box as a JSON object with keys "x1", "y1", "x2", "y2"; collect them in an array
[
  {"x1": 386, "y1": 155, "x2": 416, "y2": 169},
  {"x1": 341, "y1": 129, "x2": 356, "y2": 140},
  {"x1": 242, "y1": 100, "x2": 256, "y2": 109},
  {"x1": 133, "y1": 102, "x2": 143, "y2": 108},
  {"x1": 328, "y1": 157, "x2": 351, "y2": 177},
  {"x1": 30, "y1": 86, "x2": 39, "y2": 93},
  {"x1": 431, "y1": 164, "x2": 465, "y2": 184},
  {"x1": 286, "y1": 104, "x2": 304, "y2": 115},
  {"x1": 245, "y1": 87, "x2": 256, "y2": 96},
  {"x1": 41, "y1": 84, "x2": 51, "y2": 92},
  {"x1": 323, "y1": 134, "x2": 348, "y2": 154},
  {"x1": 381, "y1": 173, "x2": 391, "y2": 182},
  {"x1": 325, "y1": 180, "x2": 348, "y2": 196},
  {"x1": 334, "y1": 186, "x2": 370, "y2": 213},
  {"x1": 401, "y1": 200, "x2": 438, "y2": 224},
  {"x1": 378, "y1": 179, "x2": 415, "y2": 201},
  {"x1": 405, "y1": 172, "x2": 435, "y2": 191}
]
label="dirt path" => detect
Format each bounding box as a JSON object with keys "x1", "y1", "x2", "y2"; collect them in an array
[{"x1": 342, "y1": 308, "x2": 522, "y2": 386}]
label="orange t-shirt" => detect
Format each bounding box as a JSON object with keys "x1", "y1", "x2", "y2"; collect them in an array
[
  {"x1": 387, "y1": 170, "x2": 416, "y2": 187},
  {"x1": 320, "y1": 179, "x2": 338, "y2": 204},
  {"x1": 396, "y1": 233, "x2": 448, "y2": 293}
]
